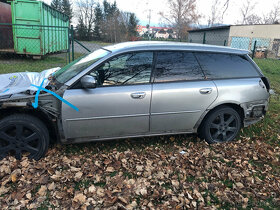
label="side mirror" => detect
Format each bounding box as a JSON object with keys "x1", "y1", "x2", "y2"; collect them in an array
[{"x1": 81, "y1": 75, "x2": 97, "y2": 89}]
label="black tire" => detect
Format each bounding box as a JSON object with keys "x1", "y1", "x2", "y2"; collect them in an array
[
  {"x1": 0, "y1": 114, "x2": 49, "y2": 160},
  {"x1": 199, "y1": 106, "x2": 241, "y2": 144}
]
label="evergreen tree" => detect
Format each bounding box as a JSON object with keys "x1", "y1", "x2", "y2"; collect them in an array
[
  {"x1": 76, "y1": 18, "x2": 87, "y2": 40},
  {"x1": 93, "y1": 3, "x2": 103, "y2": 40},
  {"x1": 103, "y1": 0, "x2": 111, "y2": 19},
  {"x1": 61, "y1": 0, "x2": 73, "y2": 23},
  {"x1": 51, "y1": 0, "x2": 62, "y2": 12},
  {"x1": 128, "y1": 13, "x2": 139, "y2": 37}
]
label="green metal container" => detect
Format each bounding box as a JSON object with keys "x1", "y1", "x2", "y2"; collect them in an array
[{"x1": 11, "y1": 0, "x2": 69, "y2": 56}]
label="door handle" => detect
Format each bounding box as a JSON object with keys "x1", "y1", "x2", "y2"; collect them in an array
[
  {"x1": 131, "y1": 92, "x2": 146, "y2": 99},
  {"x1": 199, "y1": 88, "x2": 212, "y2": 94}
]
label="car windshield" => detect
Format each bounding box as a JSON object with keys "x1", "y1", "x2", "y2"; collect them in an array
[{"x1": 54, "y1": 49, "x2": 110, "y2": 84}]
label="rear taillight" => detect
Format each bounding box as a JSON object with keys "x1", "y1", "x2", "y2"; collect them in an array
[{"x1": 261, "y1": 77, "x2": 270, "y2": 92}]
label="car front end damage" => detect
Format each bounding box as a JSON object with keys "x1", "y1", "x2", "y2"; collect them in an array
[{"x1": 0, "y1": 68, "x2": 68, "y2": 143}]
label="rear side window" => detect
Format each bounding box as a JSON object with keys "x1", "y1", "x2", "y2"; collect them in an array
[
  {"x1": 154, "y1": 51, "x2": 205, "y2": 82},
  {"x1": 195, "y1": 52, "x2": 259, "y2": 79}
]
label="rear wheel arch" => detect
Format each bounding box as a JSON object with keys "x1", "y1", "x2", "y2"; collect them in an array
[
  {"x1": 198, "y1": 103, "x2": 243, "y2": 143},
  {"x1": 197, "y1": 103, "x2": 244, "y2": 134}
]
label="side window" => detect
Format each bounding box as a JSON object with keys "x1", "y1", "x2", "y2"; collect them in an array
[
  {"x1": 91, "y1": 52, "x2": 153, "y2": 86},
  {"x1": 195, "y1": 52, "x2": 260, "y2": 79},
  {"x1": 154, "y1": 51, "x2": 205, "y2": 82}
]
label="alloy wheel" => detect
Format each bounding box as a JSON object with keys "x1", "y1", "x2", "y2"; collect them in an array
[
  {"x1": 209, "y1": 111, "x2": 239, "y2": 143},
  {"x1": 0, "y1": 123, "x2": 42, "y2": 160}
]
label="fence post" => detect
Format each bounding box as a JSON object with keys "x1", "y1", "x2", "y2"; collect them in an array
[
  {"x1": 252, "y1": 40, "x2": 257, "y2": 59},
  {"x1": 68, "y1": 27, "x2": 71, "y2": 64},
  {"x1": 71, "y1": 25, "x2": 74, "y2": 61},
  {"x1": 203, "y1": 32, "x2": 206, "y2": 44}
]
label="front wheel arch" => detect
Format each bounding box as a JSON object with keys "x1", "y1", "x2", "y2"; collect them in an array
[
  {"x1": 0, "y1": 108, "x2": 59, "y2": 144},
  {"x1": 0, "y1": 113, "x2": 50, "y2": 160}
]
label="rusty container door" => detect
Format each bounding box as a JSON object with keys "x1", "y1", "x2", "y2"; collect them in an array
[{"x1": 0, "y1": 2, "x2": 14, "y2": 51}]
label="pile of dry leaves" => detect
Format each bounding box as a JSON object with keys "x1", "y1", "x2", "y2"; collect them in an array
[{"x1": 0, "y1": 135, "x2": 280, "y2": 209}]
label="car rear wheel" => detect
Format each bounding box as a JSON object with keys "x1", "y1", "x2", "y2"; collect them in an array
[
  {"x1": 200, "y1": 106, "x2": 241, "y2": 144},
  {"x1": 0, "y1": 114, "x2": 49, "y2": 160}
]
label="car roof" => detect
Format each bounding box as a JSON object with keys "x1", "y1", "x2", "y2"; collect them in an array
[{"x1": 104, "y1": 41, "x2": 249, "y2": 55}]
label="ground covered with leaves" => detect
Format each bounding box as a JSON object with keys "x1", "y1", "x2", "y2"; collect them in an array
[
  {"x1": 0, "y1": 59, "x2": 280, "y2": 209},
  {"x1": 0, "y1": 135, "x2": 280, "y2": 209}
]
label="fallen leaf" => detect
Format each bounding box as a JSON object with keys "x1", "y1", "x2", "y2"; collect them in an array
[
  {"x1": 48, "y1": 182, "x2": 55, "y2": 191},
  {"x1": 26, "y1": 193, "x2": 32, "y2": 200},
  {"x1": 140, "y1": 188, "x2": 147, "y2": 196},
  {"x1": 106, "y1": 167, "x2": 115, "y2": 172},
  {"x1": 0, "y1": 186, "x2": 9, "y2": 196},
  {"x1": 97, "y1": 188, "x2": 105, "y2": 197},
  {"x1": 11, "y1": 174, "x2": 17, "y2": 183},
  {"x1": 236, "y1": 182, "x2": 244, "y2": 188},
  {"x1": 75, "y1": 171, "x2": 83, "y2": 179},
  {"x1": 38, "y1": 185, "x2": 47, "y2": 196},
  {"x1": 73, "y1": 193, "x2": 86, "y2": 204},
  {"x1": 88, "y1": 185, "x2": 96, "y2": 193}
]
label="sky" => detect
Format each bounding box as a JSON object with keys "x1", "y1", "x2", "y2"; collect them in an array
[{"x1": 42, "y1": 0, "x2": 280, "y2": 26}]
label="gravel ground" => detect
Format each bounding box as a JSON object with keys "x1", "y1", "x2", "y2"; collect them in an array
[{"x1": 73, "y1": 42, "x2": 102, "y2": 54}]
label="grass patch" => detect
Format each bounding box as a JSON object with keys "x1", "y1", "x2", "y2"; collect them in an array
[
  {"x1": 74, "y1": 180, "x2": 92, "y2": 190},
  {"x1": 0, "y1": 54, "x2": 66, "y2": 73},
  {"x1": 239, "y1": 58, "x2": 280, "y2": 145},
  {"x1": 0, "y1": 52, "x2": 84, "y2": 73}
]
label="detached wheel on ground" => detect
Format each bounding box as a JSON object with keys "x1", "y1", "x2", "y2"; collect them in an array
[
  {"x1": 199, "y1": 106, "x2": 242, "y2": 144},
  {"x1": 0, "y1": 114, "x2": 49, "y2": 160}
]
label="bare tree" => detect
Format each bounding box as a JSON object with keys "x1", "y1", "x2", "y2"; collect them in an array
[
  {"x1": 208, "y1": 0, "x2": 220, "y2": 26},
  {"x1": 76, "y1": 0, "x2": 96, "y2": 39},
  {"x1": 263, "y1": 4, "x2": 280, "y2": 24},
  {"x1": 208, "y1": 0, "x2": 230, "y2": 26},
  {"x1": 239, "y1": 1, "x2": 280, "y2": 25},
  {"x1": 246, "y1": 14, "x2": 263, "y2": 24},
  {"x1": 240, "y1": 0, "x2": 258, "y2": 24},
  {"x1": 220, "y1": 0, "x2": 230, "y2": 22},
  {"x1": 160, "y1": 0, "x2": 200, "y2": 40}
]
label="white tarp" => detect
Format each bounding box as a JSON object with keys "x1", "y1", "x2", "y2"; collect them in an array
[{"x1": 0, "y1": 67, "x2": 60, "y2": 96}]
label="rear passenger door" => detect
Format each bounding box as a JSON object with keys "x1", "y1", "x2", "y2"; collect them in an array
[{"x1": 150, "y1": 51, "x2": 218, "y2": 133}]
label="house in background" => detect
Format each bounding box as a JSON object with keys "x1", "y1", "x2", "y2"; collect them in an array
[
  {"x1": 188, "y1": 24, "x2": 280, "y2": 58},
  {"x1": 137, "y1": 25, "x2": 177, "y2": 39}
]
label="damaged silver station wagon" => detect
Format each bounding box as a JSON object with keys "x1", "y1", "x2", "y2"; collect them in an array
[{"x1": 0, "y1": 42, "x2": 271, "y2": 160}]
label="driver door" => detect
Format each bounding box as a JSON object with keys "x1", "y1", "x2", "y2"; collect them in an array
[{"x1": 61, "y1": 51, "x2": 154, "y2": 140}]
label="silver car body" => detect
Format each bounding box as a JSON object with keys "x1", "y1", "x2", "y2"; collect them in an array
[
  {"x1": 60, "y1": 42, "x2": 269, "y2": 143},
  {"x1": 0, "y1": 42, "x2": 270, "y2": 143}
]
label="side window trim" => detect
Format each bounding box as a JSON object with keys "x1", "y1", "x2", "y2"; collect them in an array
[
  {"x1": 89, "y1": 51, "x2": 155, "y2": 87},
  {"x1": 194, "y1": 52, "x2": 261, "y2": 79},
  {"x1": 193, "y1": 52, "x2": 207, "y2": 79},
  {"x1": 150, "y1": 51, "x2": 157, "y2": 83},
  {"x1": 152, "y1": 50, "x2": 206, "y2": 84}
]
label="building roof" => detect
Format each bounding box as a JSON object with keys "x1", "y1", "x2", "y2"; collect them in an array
[
  {"x1": 104, "y1": 41, "x2": 249, "y2": 55},
  {"x1": 137, "y1": 25, "x2": 173, "y2": 30},
  {"x1": 189, "y1": 23, "x2": 280, "y2": 33},
  {"x1": 189, "y1": 25, "x2": 230, "y2": 33}
]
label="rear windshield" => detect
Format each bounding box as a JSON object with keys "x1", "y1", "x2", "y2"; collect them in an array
[{"x1": 195, "y1": 52, "x2": 260, "y2": 79}]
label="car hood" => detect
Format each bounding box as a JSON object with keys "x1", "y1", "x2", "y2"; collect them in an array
[{"x1": 0, "y1": 67, "x2": 60, "y2": 99}]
